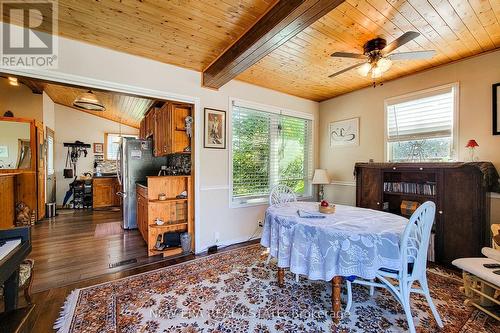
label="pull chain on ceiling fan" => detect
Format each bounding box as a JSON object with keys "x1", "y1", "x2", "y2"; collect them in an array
[{"x1": 329, "y1": 31, "x2": 436, "y2": 79}]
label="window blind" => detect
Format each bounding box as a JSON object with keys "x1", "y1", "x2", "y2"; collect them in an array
[
  {"x1": 387, "y1": 88, "x2": 454, "y2": 142},
  {"x1": 232, "y1": 103, "x2": 313, "y2": 203}
]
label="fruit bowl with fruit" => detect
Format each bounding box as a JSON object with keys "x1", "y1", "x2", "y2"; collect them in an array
[{"x1": 319, "y1": 200, "x2": 335, "y2": 214}]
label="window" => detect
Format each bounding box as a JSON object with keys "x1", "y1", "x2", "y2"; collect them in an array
[
  {"x1": 230, "y1": 100, "x2": 313, "y2": 206},
  {"x1": 385, "y1": 83, "x2": 458, "y2": 162},
  {"x1": 105, "y1": 133, "x2": 138, "y2": 160}
]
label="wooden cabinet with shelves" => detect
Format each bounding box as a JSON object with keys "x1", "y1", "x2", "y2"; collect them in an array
[
  {"x1": 139, "y1": 102, "x2": 192, "y2": 156},
  {"x1": 136, "y1": 175, "x2": 193, "y2": 257},
  {"x1": 355, "y1": 162, "x2": 493, "y2": 266},
  {"x1": 93, "y1": 177, "x2": 120, "y2": 208}
]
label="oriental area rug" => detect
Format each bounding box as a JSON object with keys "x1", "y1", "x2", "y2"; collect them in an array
[{"x1": 54, "y1": 244, "x2": 499, "y2": 333}]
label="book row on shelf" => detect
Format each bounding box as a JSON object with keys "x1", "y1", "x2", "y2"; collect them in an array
[{"x1": 383, "y1": 181, "x2": 436, "y2": 196}]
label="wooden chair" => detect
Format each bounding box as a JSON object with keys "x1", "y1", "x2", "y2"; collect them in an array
[{"x1": 345, "y1": 202, "x2": 443, "y2": 333}]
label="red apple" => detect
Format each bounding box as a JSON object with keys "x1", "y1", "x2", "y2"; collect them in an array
[{"x1": 320, "y1": 200, "x2": 329, "y2": 207}]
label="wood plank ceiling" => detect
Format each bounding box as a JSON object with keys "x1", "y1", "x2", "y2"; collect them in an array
[
  {"x1": 237, "y1": 0, "x2": 500, "y2": 101},
  {"x1": 5, "y1": 0, "x2": 499, "y2": 101},
  {"x1": 42, "y1": 84, "x2": 155, "y2": 128}
]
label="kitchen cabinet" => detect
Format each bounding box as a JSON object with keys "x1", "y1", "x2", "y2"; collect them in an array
[
  {"x1": 93, "y1": 177, "x2": 120, "y2": 208},
  {"x1": 153, "y1": 103, "x2": 192, "y2": 157},
  {"x1": 136, "y1": 176, "x2": 193, "y2": 257}
]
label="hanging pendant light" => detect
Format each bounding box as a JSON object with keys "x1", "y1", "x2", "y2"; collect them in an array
[{"x1": 73, "y1": 90, "x2": 106, "y2": 111}]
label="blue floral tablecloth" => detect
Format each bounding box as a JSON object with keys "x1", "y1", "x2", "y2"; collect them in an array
[{"x1": 261, "y1": 202, "x2": 408, "y2": 281}]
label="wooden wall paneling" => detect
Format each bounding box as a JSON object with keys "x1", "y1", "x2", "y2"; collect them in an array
[
  {"x1": 0, "y1": 175, "x2": 16, "y2": 228},
  {"x1": 15, "y1": 172, "x2": 37, "y2": 216},
  {"x1": 36, "y1": 122, "x2": 45, "y2": 219}
]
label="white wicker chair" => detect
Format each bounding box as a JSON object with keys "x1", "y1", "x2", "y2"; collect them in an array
[
  {"x1": 345, "y1": 201, "x2": 443, "y2": 333},
  {"x1": 266, "y1": 185, "x2": 299, "y2": 282},
  {"x1": 268, "y1": 184, "x2": 297, "y2": 206}
]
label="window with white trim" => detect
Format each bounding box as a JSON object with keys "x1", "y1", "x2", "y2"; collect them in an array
[
  {"x1": 385, "y1": 84, "x2": 458, "y2": 162},
  {"x1": 231, "y1": 101, "x2": 313, "y2": 206},
  {"x1": 105, "y1": 133, "x2": 138, "y2": 160}
]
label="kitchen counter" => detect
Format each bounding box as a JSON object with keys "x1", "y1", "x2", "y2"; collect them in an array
[
  {"x1": 136, "y1": 181, "x2": 148, "y2": 188},
  {"x1": 93, "y1": 173, "x2": 117, "y2": 178}
]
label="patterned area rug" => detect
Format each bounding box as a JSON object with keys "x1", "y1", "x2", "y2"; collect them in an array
[{"x1": 55, "y1": 244, "x2": 499, "y2": 333}]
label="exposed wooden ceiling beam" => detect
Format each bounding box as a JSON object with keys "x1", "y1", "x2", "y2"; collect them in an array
[
  {"x1": 202, "y1": 0, "x2": 345, "y2": 89},
  {"x1": 20, "y1": 79, "x2": 44, "y2": 94}
]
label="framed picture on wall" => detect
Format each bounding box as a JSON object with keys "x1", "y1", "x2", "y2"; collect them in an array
[
  {"x1": 93, "y1": 143, "x2": 104, "y2": 154},
  {"x1": 204, "y1": 108, "x2": 226, "y2": 149},
  {"x1": 329, "y1": 117, "x2": 359, "y2": 147},
  {"x1": 493, "y1": 83, "x2": 500, "y2": 135}
]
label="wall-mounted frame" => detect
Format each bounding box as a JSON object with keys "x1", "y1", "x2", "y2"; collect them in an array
[
  {"x1": 329, "y1": 117, "x2": 359, "y2": 147},
  {"x1": 204, "y1": 108, "x2": 226, "y2": 149},
  {"x1": 93, "y1": 143, "x2": 104, "y2": 154},
  {"x1": 493, "y1": 83, "x2": 500, "y2": 135}
]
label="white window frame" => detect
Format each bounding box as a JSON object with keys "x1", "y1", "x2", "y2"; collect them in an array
[
  {"x1": 384, "y1": 82, "x2": 460, "y2": 162},
  {"x1": 105, "y1": 133, "x2": 139, "y2": 160},
  {"x1": 228, "y1": 97, "x2": 314, "y2": 208}
]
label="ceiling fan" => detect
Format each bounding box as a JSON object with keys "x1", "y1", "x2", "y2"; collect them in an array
[{"x1": 329, "y1": 31, "x2": 435, "y2": 79}]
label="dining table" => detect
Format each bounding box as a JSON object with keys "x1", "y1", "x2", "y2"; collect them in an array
[{"x1": 260, "y1": 201, "x2": 408, "y2": 321}]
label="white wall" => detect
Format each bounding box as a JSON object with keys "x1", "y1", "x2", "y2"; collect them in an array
[
  {"x1": 42, "y1": 92, "x2": 55, "y2": 131},
  {"x1": 0, "y1": 77, "x2": 42, "y2": 120},
  {"x1": 319, "y1": 50, "x2": 500, "y2": 219},
  {"x1": 54, "y1": 104, "x2": 138, "y2": 206},
  {"x1": 5, "y1": 32, "x2": 319, "y2": 252}
]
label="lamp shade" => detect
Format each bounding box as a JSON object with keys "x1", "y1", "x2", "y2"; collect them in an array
[
  {"x1": 465, "y1": 139, "x2": 479, "y2": 148},
  {"x1": 312, "y1": 169, "x2": 330, "y2": 185}
]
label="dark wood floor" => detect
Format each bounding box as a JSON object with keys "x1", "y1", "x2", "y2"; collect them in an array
[
  {"x1": 30, "y1": 209, "x2": 169, "y2": 292},
  {"x1": 29, "y1": 239, "x2": 259, "y2": 332}
]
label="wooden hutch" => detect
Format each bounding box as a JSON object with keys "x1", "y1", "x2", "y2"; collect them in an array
[
  {"x1": 136, "y1": 101, "x2": 194, "y2": 256},
  {"x1": 355, "y1": 162, "x2": 496, "y2": 266}
]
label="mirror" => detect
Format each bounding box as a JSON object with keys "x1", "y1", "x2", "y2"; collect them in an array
[{"x1": 0, "y1": 120, "x2": 31, "y2": 169}]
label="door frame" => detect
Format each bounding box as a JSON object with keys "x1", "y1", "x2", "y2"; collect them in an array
[
  {"x1": 45, "y1": 126, "x2": 56, "y2": 204},
  {"x1": 1, "y1": 67, "x2": 202, "y2": 253}
]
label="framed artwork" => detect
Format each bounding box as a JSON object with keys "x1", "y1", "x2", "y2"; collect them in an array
[
  {"x1": 0, "y1": 145, "x2": 8, "y2": 158},
  {"x1": 329, "y1": 117, "x2": 359, "y2": 147},
  {"x1": 493, "y1": 83, "x2": 500, "y2": 135},
  {"x1": 93, "y1": 143, "x2": 104, "y2": 154},
  {"x1": 204, "y1": 108, "x2": 226, "y2": 149}
]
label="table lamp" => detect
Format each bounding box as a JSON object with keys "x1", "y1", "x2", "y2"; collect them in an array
[{"x1": 312, "y1": 169, "x2": 330, "y2": 201}]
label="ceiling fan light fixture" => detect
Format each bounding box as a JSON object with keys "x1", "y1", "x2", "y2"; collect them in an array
[
  {"x1": 357, "y1": 62, "x2": 371, "y2": 77},
  {"x1": 371, "y1": 66, "x2": 383, "y2": 79},
  {"x1": 73, "y1": 90, "x2": 106, "y2": 111},
  {"x1": 377, "y1": 57, "x2": 392, "y2": 72}
]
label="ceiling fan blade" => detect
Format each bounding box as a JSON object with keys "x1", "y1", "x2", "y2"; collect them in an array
[
  {"x1": 328, "y1": 63, "x2": 365, "y2": 78},
  {"x1": 331, "y1": 52, "x2": 367, "y2": 59},
  {"x1": 388, "y1": 50, "x2": 436, "y2": 60},
  {"x1": 383, "y1": 31, "x2": 420, "y2": 54}
]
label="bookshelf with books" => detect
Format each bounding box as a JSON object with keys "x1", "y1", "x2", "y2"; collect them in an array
[{"x1": 355, "y1": 162, "x2": 493, "y2": 266}]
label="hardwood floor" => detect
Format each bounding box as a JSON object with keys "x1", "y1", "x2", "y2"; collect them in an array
[
  {"x1": 29, "y1": 209, "x2": 171, "y2": 292},
  {"x1": 29, "y1": 239, "x2": 259, "y2": 332}
]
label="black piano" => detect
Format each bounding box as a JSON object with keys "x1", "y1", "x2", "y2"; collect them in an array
[{"x1": 0, "y1": 227, "x2": 31, "y2": 311}]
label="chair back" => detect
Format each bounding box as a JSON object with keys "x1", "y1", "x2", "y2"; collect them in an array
[
  {"x1": 400, "y1": 201, "x2": 435, "y2": 280},
  {"x1": 269, "y1": 185, "x2": 297, "y2": 206}
]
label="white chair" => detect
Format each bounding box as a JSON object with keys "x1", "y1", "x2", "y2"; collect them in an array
[
  {"x1": 268, "y1": 184, "x2": 297, "y2": 206},
  {"x1": 266, "y1": 185, "x2": 299, "y2": 282},
  {"x1": 345, "y1": 201, "x2": 443, "y2": 333}
]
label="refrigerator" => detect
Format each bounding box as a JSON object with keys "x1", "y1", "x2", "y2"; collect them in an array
[{"x1": 117, "y1": 137, "x2": 165, "y2": 229}]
